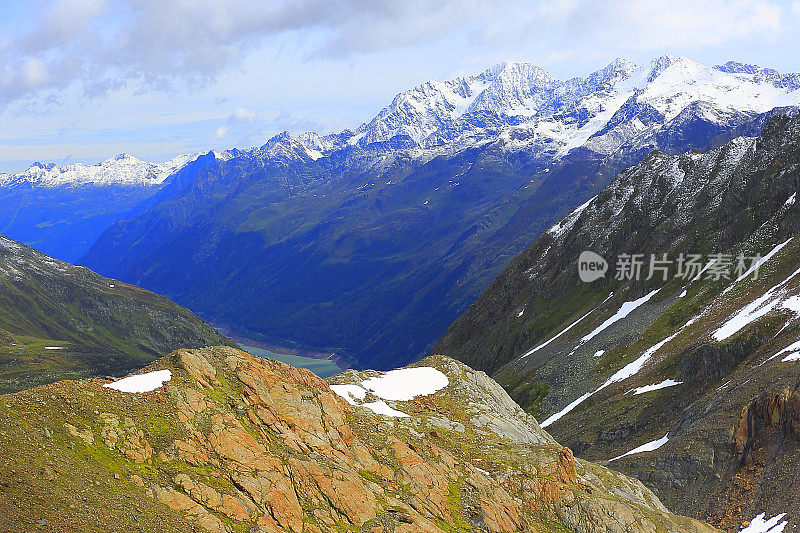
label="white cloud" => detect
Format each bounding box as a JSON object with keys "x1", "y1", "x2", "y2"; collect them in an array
[
  {"x1": 213, "y1": 107, "x2": 260, "y2": 141},
  {"x1": 231, "y1": 107, "x2": 255, "y2": 123},
  {"x1": 20, "y1": 58, "x2": 50, "y2": 88},
  {"x1": 480, "y1": 0, "x2": 788, "y2": 53},
  {"x1": 1, "y1": 0, "x2": 799, "y2": 170},
  {"x1": 0, "y1": 0, "x2": 498, "y2": 106},
  {"x1": 0, "y1": 0, "x2": 796, "y2": 109}
]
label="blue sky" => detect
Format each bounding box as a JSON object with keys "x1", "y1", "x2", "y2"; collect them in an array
[{"x1": 1, "y1": 0, "x2": 799, "y2": 172}]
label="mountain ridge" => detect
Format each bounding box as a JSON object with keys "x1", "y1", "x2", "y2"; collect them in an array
[
  {"x1": 78, "y1": 55, "x2": 800, "y2": 370},
  {"x1": 432, "y1": 112, "x2": 800, "y2": 529},
  {"x1": 0, "y1": 152, "x2": 201, "y2": 188},
  {"x1": 5, "y1": 54, "x2": 800, "y2": 182},
  {"x1": 0, "y1": 232, "x2": 235, "y2": 394}
]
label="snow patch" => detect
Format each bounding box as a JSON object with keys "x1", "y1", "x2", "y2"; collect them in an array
[
  {"x1": 521, "y1": 309, "x2": 594, "y2": 358},
  {"x1": 103, "y1": 370, "x2": 171, "y2": 393},
  {"x1": 739, "y1": 513, "x2": 788, "y2": 533},
  {"x1": 361, "y1": 367, "x2": 449, "y2": 401},
  {"x1": 722, "y1": 237, "x2": 793, "y2": 295},
  {"x1": 541, "y1": 315, "x2": 695, "y2": 428},
  {"x1": 629, "y1": 379, "x2": 683, "y2": 395},
  {"x1": 547, "y1": 196, "x2": 596, "y2": 239},
  {"x1": 330, "y1": 366, "x2": 448, "y2": 418},
  {"x1": 329, "y1": 385, "x2": 367, "y2": 405},
  {"x1": 609, "y1": 433, "x2": 669, "y2": 462},
  {"x1": 520, "y1": 292, "x2": 614, "y2": 359},
  {"x1": 714, "y1": 290, "x2": 785, "y2": 341},
  {"x1": 715, "y1": 261, "x2": 800, "y2": 342},
  {"x1": 782, "y1": 295, "x2": 800, "y2": 315},
  {"x1": 361, "y1": 400, "x2": 409, "y2": 418},
  {"x1": 581, "y1": 289, "x2": 660, "y2": 343}
]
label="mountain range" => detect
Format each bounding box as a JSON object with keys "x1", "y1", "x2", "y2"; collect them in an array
[
  {"x1": 1, "y1": 53, "x2": 800, "y2": 531},
  {"x1": 2, "y1": 54, "x2": 799, "y2": 371},
  {"x1": 0, "y1": 152, "x2": 215, "y2": 262}
]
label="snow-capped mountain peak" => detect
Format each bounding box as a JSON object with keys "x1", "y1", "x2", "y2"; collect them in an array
[
  {"x1": 105, "y1": 152, "x2": 140, "y2": 162},
  {"x1": 0, "y1": 152, "x2": 201, "y2": 188},
  {"x1": 467, "y1": 61, "x2": 559, "y2": 114},
  {"x1": 319, "y1": 55, "x2": 800, "y2": 158},
  {"x1": 4, "y1": 55, "x2": 799, "y2": 189}
]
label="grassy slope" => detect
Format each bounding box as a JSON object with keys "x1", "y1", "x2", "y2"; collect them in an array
[{"x1": 0, "y1": 235, "x2": 235, "y2": 393}]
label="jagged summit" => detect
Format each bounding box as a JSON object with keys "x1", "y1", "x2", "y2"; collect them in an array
[
  {"x1": 278, "y1": 54, "x2": 800, "y2": 158},
  {"x1": 4, "y1": 55, "x2": 799, "y2": 186},
  {"x1": 34, "y1": 54, "x2": 786, "y2": 174},
  {"x1": 106, "y1": 152, "x2": 139, "y2": 162}
]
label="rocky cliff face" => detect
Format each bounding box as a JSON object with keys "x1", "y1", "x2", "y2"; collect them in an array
[
  {"x1": 433, "y1": 113, "x2": 800, "y2": 529},
  {"x1": 0, "y1": 346, "x2": 717, "y2": 532}
]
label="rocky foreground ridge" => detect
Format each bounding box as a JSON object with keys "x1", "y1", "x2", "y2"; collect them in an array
[{"x1": 0, "y1": 346, "x2": 716, "y2": 532}]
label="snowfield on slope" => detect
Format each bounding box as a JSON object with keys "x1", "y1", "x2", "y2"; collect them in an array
[
  {"x1": 629, "y1": 379, "x2": 683, "y2": 395},
  {"x1": 520, "y1": 292, "x2": 615, "y2": 359},
  {"x1": 360, "y1": 367, "x2": 450, "y2": 401},
  {"x1": 103, "y1": 370, "x2": 172, "y2": 393},
  {"x1": 765, "y1": 338, "x2": 800, "y2": 363},
  {"x1": 581, "y1": 289, "x2": 660, "y2": 343},
  {"x1": 739, "y1": 512, "x2": 788, "y2": 533},
  {"x1": 331, "y1": 367, "x2": 449, "y2": 418},
  {"x1": 609, "y1": 433, "x2": 670, "y2": 462},
  {"x1": 714, "y1": 261, "x2": 800, "y2": 342},
  {"x1": 541, "y1": 312, "x2": 696, "y2": 428}
]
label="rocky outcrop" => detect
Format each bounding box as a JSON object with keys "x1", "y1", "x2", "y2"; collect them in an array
[
  {"x1": 0, "y1": 328, "x2": 15, "y2": 345},
  {"x1": 734, "y1": 386, "x2": 800, "y2": 462},
  {"x1": 0, "y1": 346, "x2": 718, "y2": 532}
]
